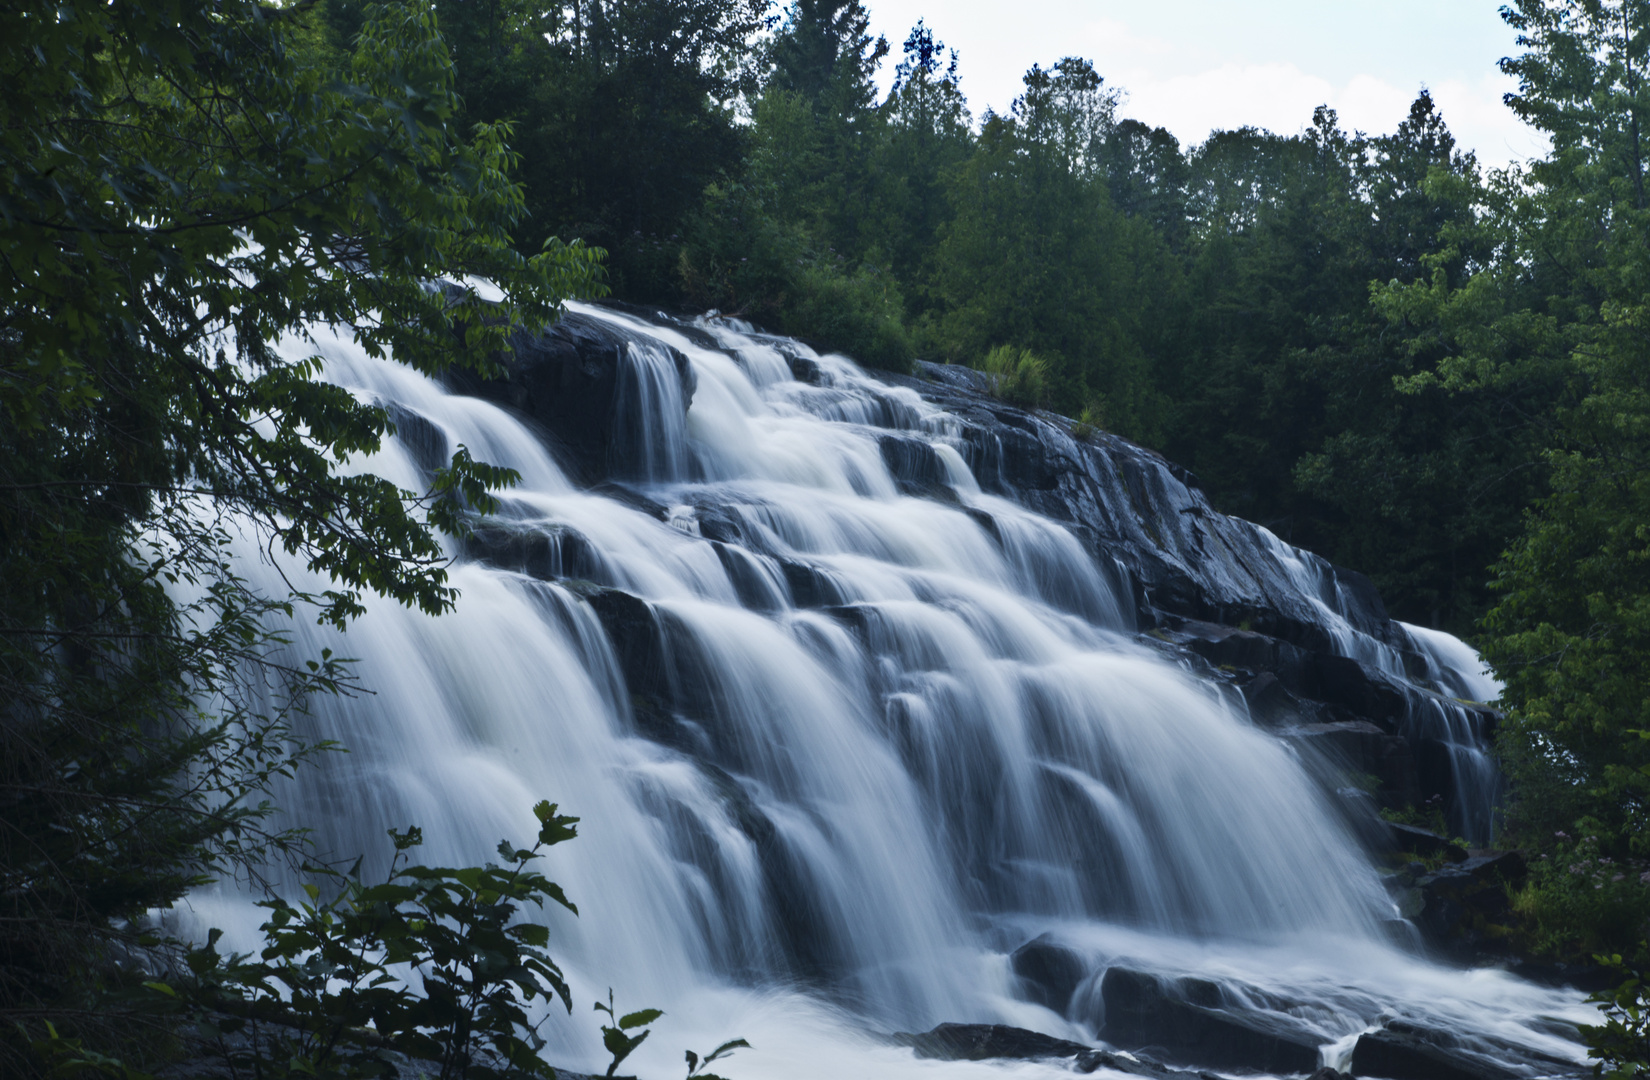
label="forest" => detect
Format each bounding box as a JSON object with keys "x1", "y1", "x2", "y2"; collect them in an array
[{"x1": 2, "y1": 0, "x2": 1649, "y2": 1076}]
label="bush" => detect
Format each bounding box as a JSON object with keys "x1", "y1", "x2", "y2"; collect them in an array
[
  {"x1": 1583, "y1": 959, "x2": 1650, "y2": 1080},
  {"x1": 973, "y1": 345, "x2": 1050, "y2": 408},
  {"x1": 1511, "y1": 831, "x2": 1650, "y2": 965},
  {"x1": 782, "y1": 264, "x2": 914, "y2": 373}
]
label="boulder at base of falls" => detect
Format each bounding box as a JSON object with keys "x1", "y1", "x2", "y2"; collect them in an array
[
  {"x1": 891, "y1": 1023, "x2": 1089, "y2": 1061},
  {"x1": 1074, "y1": 1047, "x2": 1226, "y2": 1079},
  {"x1": 1409, "y1": 851, "x2": 1528, "y2": 959},
  {"x1": 1098, "y1": 967, "x2": 1323, "y2": 1074},
  {"x1": 1347, "y1": 1018, "x2": 1578, "y2": 1080},
  {"x1": 1011, "y1": 934, "x2": 1088, "y2": 1013}
]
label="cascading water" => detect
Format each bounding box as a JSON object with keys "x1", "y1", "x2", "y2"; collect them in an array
[{"x1": 181, "y1": 304, "x2": 1593, "y2": 1078}]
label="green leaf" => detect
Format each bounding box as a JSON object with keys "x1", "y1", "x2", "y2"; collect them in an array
[
  {"x1": 513, "y1": 923, "x2": 550, "y2": 947},
  {"x1": 619, "y1": 1008, "x2": 662, "y2": 1030}
]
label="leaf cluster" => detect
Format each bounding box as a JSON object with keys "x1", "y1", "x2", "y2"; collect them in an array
[{"x1": 93, "y1": 802, "x2": 583, "y2": 1080}]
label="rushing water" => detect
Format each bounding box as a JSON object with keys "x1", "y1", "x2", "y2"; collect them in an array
[{"x1": 180, "y1": 305, "x2": 1591, "y2": 1078}]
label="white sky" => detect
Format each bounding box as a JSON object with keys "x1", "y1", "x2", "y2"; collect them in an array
[{"x1": 862, "y1": 0, "x2": 1549, "y2": 166}]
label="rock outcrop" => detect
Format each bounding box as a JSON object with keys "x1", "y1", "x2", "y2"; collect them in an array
[
  {"x1": 429, "y1": 304, "x2": 1557, "y2": 1060},
  {"x1": 1096, "y1": 967, "x2": 1323, "y2": 1075},
  {"x1": 448, "y1": 306, "x2": 1501, "y2": 850}
]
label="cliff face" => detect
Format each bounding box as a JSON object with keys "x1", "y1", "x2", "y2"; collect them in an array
[
  {"x1": 878, "y1": 360, "x2": 1503, "y2": 843},
  {"x1": 421, "y1": 303, "x2": 1583, "y2": 1079},
  {"x1": 446, "y1": 304, "x2": 1498, "y2": 851}
]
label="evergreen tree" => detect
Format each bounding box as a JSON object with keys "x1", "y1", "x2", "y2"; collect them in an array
[
  {"x1": 933, "y1": 59, "x2": 1176, "y2": 437},
  {"x1": 871, "y1": 21, "x2": 972, "y2": 303}
]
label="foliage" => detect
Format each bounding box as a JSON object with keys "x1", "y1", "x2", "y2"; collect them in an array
[
  {"x1": 973, "y1": 345, "x2": 1049, "y2": 408},
  {"x1": 1511, "y1": 833, "x2": 1650, "y2": 963},
  {"x1": 685, "y1": 1038, "x2": 751, "y2": 1080},
  {"x1": 140, "y1": 803, "x2": 581, "y2": 1080},
  {"x1": 1584, "y1": 959, "x2": 1650, "y2": 1080},
  {"x1": 1369, "y1": 0, "x2": 1650, "y2": 970},
  {"x1": 594, "y1": 989, "x2": 662, "y2": 1077},
  {"x1": 409, "y1": 0, "x2": 770, "y2": 295},
  {"x1": 0, "y1": 0, "x2": 601, "y2": 1071}
]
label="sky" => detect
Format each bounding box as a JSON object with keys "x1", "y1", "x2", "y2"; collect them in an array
[{"x1": 860, "y1": 0, "x2": 1549, "y2": 166}]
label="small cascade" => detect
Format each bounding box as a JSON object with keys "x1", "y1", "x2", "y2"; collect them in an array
[
  {"x1": 612, "y1": 338, "x2": 694, "y2": 482},
  {"x1": 180, "y1": 306, "x2": 1591, "y2": 1079}
]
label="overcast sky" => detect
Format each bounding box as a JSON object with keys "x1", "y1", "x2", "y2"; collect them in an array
[{"x1": 860, "y1": 0, "x2": 1548, "y2": 166}]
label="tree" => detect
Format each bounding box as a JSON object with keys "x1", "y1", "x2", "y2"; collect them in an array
[
  {"x1": 1364, "y1": 1, "x2": 1650, "y2": 980},
  {"x1": 930, "y1": 58, "x2": 1177, "y2": 438},
  {"x1": 1290, "y1": 92, "x2": 1549, "y2": 630},
  {"x1": 413, "y1": 0, "x2": 769, "y2": 296},
  {"x1": 869, "y1": 21, "x2": 972, "y2": 303},
  {"x1": 0, "y1": 0, "x2": 602, "y2": 1070},
  {"x1": 762, "y1": 0, "x2": 889, "y2": 262}
]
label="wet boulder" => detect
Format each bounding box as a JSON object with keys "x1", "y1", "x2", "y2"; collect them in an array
[
  {"x1": 444, "y1": 308, "x2": 694, "y2": 484},
  {"x1": 1181, "y1": 623, "x2": 1310, "y2": 687},
  {"x1": 1010, "y1": 934, "x2": 1088, "y2": 1014},
  {"x1": 1097, "y1": 967, "x2": 1322, "y2": 1075},
  {"x1": 1074, "y1": 1047, "x2": 1222, "y2": 1078},
  {"x1": 383, "y1": 403, "x2": 450, "y2": 475},
  {"x1": 1307, "y1": 655, "x2": 1408, "y2": 726},
  {"x1": 892, "y1": 1023, "x2": 1088, "y2": 1062},
  {"x1": 777, "y1": 558, "x2": 846, "y2": 608},
  {"x1": 1411, "y1": 852, "x2": 1529, "y2": 955},
  {"x1": 877, "y1": 434, "x2": 952, "y2": 497},
  {"x1": 465, "y1": 521, "x2": 601, "y2": 582},
  {"x1": 1347, "y1": 1018, "x2": 1577, "y2": 1080},
  {"x1": 1286, "y1": 721, "x2": 1419, "y2": 805},
  {"x1": 580, "y1": 588, "x2": 678, "y2": 744},
  {"x1": 1240, "y1": 670, "x2": 1302, "y2": 727}
]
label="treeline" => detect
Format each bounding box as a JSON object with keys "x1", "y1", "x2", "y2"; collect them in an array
[{"x1": 361, "y1": 0, "x2": 1552, "y2": 635}]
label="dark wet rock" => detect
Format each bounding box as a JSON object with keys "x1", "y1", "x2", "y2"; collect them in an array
[
  {"x1": 1180, "y1": 623, "x2": 1311, "y2": 686},
  {"x1": 444, "y1": 308, "x2": 694, "y2": 485},
  {"x1": 465, "y1": 522, "x2": 601, "y2": 582},
  {"x1": 580, "y1": 589, "x2": 677, "y2": 744},
  {"x1": 1408, "y1": 851, "x2": 1531, "y2": 956},
  {"x1": 1309, "y1": 1070, "x2": 1353, "y2": 1080},
  {"x1": 1074, "y1": 1047, "x2": 1219, "y2": 1078},
  {"x1": 1287, "y1": 722, "x2": 1419, "y2": 805},
  {"x1": 1385, "y1": 823, "x2": 1469, "y2": 864},
  {"x1": 1239, "y1": 671, "x2": 1300, "y2": 726},
  {"x1": 1308, "y1": 655, "x2": 1408, "y2": 726},
  {"x1": 711, "y1": 543, "x2": 785, "y2": 612},
  {"x1": 777, "y1": 558, "x2": 845, "y2": 608},
  {"x1": 1349, "y1": 1020, "x2": 1536, "y2": 1080},
  {"x1": 383, "y1": 402, "x2": 449, "y2": 475},
  {"x1": 589, "y1": 481, "x2": 670, "y2": 522},
  {"x1": 878, "y1": 434, "x2": 951, "y2": 497},
  {"x1": 1496, "y1": 957, "x2": 1618, "y2": 993},
  {"x1": 1097, "y1": 967, "x2": 1322, "y2": 1074},
  {"x1": 694, "y1": 503, "x2": 745, "y2": 544},
  {"x1": 1010, "y1": 934, "x2": 1087, "y2": 1014},
  {"x1": 962, "y1": 505, "x2": 1001, "y2": 544},
  {"x1": 694, "y1": 760, "x2": 775, "y2": 847},
  {"x1": 785, "y1": 353, "x2": 824, "y2": 385},
  {"x1": 891, "y1": 1023, "x2": 1088, "y2": 1062}
]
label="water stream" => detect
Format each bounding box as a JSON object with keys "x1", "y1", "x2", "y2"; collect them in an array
[{"x1": 179, "y1": 306, "x2": 1591, "y2": 1078}]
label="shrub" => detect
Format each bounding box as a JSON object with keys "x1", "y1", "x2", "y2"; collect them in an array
[
  {"x1": 1511, "y1": 831, "x2": 1650, "y2": 965},
  {"x1": 783, "y1": 264, "x2": 915, "y2": 373},
  {"x1": 974, "y1": 345, "x2": 1049, "y2": 408}
]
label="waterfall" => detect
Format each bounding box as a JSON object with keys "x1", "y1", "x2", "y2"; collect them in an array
[{"x1": 179, "y1": 306, "x2": 1592, "y2": 1079}]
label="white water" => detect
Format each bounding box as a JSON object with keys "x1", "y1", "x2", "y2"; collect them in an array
[{"x1": 179, "y1": 308, "x2": 1590, "y2": 1078}]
